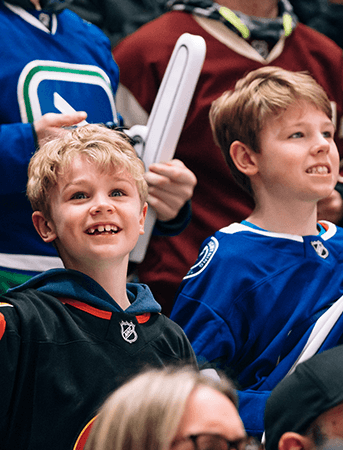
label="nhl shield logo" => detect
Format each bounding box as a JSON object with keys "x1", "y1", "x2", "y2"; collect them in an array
[
  {"x1": 311, "y1": 240, "x2": 329, "y2": 259},
  {"x1": 120, "y1": 321, "x2": 138, "y2": 344}
]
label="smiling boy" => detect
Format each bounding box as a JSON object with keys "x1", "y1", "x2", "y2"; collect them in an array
[
  {"x1": 170, "y1": 67, "x2": 343, "y2": 438},
  {"x1": 31, "y1": 143, "x2": 147, "y2": 310},
  {"x1": 0, "y1": 124, "x2": 196, "y2": 450}
]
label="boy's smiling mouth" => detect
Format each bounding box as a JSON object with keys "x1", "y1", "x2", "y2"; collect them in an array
[
  {"x1": 86, "y1": 224, "x2": 120, "y2": 235},
  {"x1": 306, "y1": 165, "x2": 330, "y2": 175}
]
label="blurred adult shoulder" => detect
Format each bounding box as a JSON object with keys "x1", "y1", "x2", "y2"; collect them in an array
[
  {"x1": 68, "y1": 0, "x2": 165, "y2": 47},
  {"x1": 292, "y1": 0, "x2": 343, "y2": 48}
]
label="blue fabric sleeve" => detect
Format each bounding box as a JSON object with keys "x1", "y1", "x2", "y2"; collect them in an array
[
  {"x1": 171, "y1": 291, "x2": 241, "y2": 370},
  {"x1": 237, "y1": 389, "x2": 271, "y2": 438},
  {"x1": 0, "y1": 123, "x2": 36, "y2": 195}
]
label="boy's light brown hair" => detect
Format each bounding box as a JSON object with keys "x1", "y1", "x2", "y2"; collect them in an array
[
  {"x1": 27, "y1": 124, "x2": 148, "y2": 219},
  {"x1": 209, "y1": 66, "x2": 333, "y2": 195}
]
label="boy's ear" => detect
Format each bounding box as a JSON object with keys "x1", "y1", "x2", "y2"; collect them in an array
[
  {"x1": 278, "y1": 432, "x2": 311, "y2": 450},
  {"x1": 139, "y1": 202, "x2": 148, "y2": 235},
  {"x1": 230, "y1": 141, "x2": 259, "y2": 176},
  {"x1": 32, "y1": 211, "x2": 57, "y2": 243}
]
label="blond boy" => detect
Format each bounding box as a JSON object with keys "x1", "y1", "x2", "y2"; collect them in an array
[
  {"x1": 170, "y1": 67, "x2": 343, "y2": 437},
  {"x1": 0, "y1": 124, "x2": 196, "y2": 450}
]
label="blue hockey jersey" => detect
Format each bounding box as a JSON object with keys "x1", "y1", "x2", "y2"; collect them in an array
[
  {"x1": 170, "y1": 220, "x2": 343, "y2": 436},
  {"x1": 0, "y1": 3, "x2": 119, "y2": 278}
]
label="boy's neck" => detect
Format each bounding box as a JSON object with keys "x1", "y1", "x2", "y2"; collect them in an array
[
  {"x1": 219, "y1": 0, "x2": 279, "y2": 18},
  {"x1": 247, "y1": 201, "x2": 319, "y2": 236},
  {"x1": 67, "y1": 260, "x2": 131, "y2": 310}
]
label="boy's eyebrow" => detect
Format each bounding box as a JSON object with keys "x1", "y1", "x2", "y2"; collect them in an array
[
  {"x1": 60, "y1": 179, "x2": 88, "y2": 193},
  {"x1": 283, "y1": 119, "x2": 335, "y2": 129},
  {"x1": 61, "y1": 175, "x2": 135, "y2": 193}
]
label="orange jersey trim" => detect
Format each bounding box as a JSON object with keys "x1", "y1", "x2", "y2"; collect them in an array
[
  {"x1": 319, "y1": 221, "x2": 329, "y2": 232},
  {"x1": 136, "y1": 312, "x2": 151, "y2": 323},
  {"x1": 59, "y1": 298, "x2": 151, "y2": 323},
  {"x1": 59, "y1": 298, "x2": 112, "y2": 320}
]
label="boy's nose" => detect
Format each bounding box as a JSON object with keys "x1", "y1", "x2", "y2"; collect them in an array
[
  {"x1": 312, "y1": 135, "x2": 330, "y2": 154},
  {"x1": 90, "y1": 198, "x2": 115, "y2": 215}
]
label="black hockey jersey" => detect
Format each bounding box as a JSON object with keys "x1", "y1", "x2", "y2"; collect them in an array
[{"x1": 0, "y1": 269, "x2": 196, "y2": 449}]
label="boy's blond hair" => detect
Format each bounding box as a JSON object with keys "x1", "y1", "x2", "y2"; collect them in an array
[
  {"x1": 27, "y1": 124, "x2": 148, "y2": 219},
  {"x1": 84, "y1": 366, "x2": 238, "y2": 450},
  {"x1": 209, "y1": 66, "x2": 333, "y2": 194}
]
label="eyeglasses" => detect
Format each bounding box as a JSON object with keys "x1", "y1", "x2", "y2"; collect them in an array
[{"x1": 171, "y1": 434, "x2": 260, "y2": 450}]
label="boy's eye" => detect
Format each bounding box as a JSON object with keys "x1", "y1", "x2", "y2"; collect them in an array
[
  {"x1": 323, "y1": 131, "x2": 333, "y2": 139},
  {"x1": 71, "y1": 192, "x2": 87, "y2": 200},
  {"x1": 110, "y1": 189, "x2": 124, "y2": 197},
  {"x1": 289, "y1": 132, "x2": 303, "y2": 139}
]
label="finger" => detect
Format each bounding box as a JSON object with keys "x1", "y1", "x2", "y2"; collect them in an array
[
  {"x1": 145, "y1": 172, "x2": 192, "y2": 195},
  {"x1": 147, "y1": 194, "x2": 179, "y2": 221},
  {"x1": 57, "y1": 112, "x2": 88, "y2": 127},
  {"x1": 147, "y1": 180, "x2": 195, "y2": 205},
  {"x1": 150, "y1": 159, "x2": 185, "y2": 169},
  {"x1": 148, "y1": 160, "x2": 197, "y2": 185},
  {"x1": 148, "y1": 182, "x2": 193, "y2": 207},
  {"x1": 147, "y1": 163, "x2": 183, "y2": 180},
  {"x1": 45, "y1": 111, "x2": 88, "y2": 128},
  {"x1": 146, "y1": 166, "x2": 197, "y2": 188},
  {"x1": 148, "y1": 185, "x2": 184, "y2": 206},
  {"x1": 147, "y1": 184, "x2": 187, "y2": 219},
  {"x1": 145, "y1": 170, "x2": 172, "y2": 188}
]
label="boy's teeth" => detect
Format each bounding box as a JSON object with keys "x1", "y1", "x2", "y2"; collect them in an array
[
  {"x1": 88, "y1": 225, "x2": 119, "y2": 234},
  {"x1": 307, "y1": 166, "x2": 328, "y2": 174}
]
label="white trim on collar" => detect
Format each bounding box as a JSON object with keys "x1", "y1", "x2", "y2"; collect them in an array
[
  {"x1": 319, "y1": 220, "x2": 337, "y2": 241},
  {"x1": 4, "y1": 2, "x2": 57, "y2": 34},
  {"x1": 220, "y1": 221, "x2": 339, "y2": 243},
  {"x1": 220, "y1": 222, "x2": 304, "y2": 242}
]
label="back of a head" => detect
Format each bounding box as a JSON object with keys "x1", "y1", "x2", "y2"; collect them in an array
[
  {"x1": 265, "y1": 345, "x2": 343, "y2": 450},
  {"x1": 209, "y1": 66, "x2": 332, "y2": 195},
  {"x1": 84, "y1": 366, "x2": 237, "y2": 450}
]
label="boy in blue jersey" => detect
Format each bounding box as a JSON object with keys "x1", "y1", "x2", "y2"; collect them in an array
[
  {"x1": 0, "y1": 124, "x2": 196, "y2": 450},
  {"x1": 170, "y1": 66, "x2": 343, "y2": 438}
]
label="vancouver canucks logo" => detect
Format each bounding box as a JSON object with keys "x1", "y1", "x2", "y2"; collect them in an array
[
  {"x1": 17, "y1": 60, "x2": 118, "y2": 124},
  {"x1": 184, "y1": 236, "x2": 219, "y2": 279},
  {"x1": 311, "y1": 240, "x2": 329, "y2": 259},
  {"x1": 120, "y1": 320, "x2": 138, "y2": 343}
]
